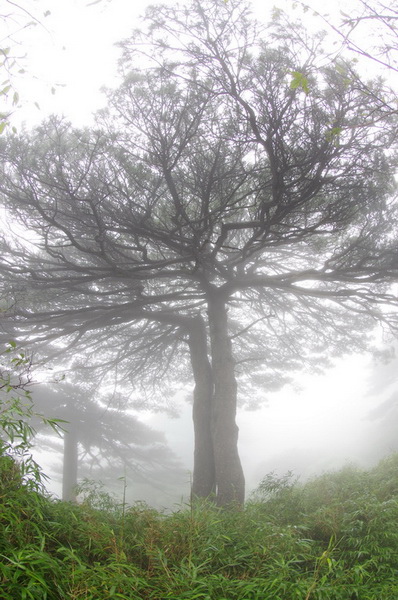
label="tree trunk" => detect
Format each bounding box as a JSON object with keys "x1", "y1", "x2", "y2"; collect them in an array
[
  {"x1": 62, "y1": 425, "x2": 78, "y2": 502},
  {"x1": 188, "y1": 315, "x2": 216, "y2": 499},
  {"x1": 207, "y1": 293, "x2": 245, "y2": 506}
]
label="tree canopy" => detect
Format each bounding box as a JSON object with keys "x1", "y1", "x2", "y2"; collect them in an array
[{"x1": 1, "y1": 0, "x2": 398, "y2": 505}]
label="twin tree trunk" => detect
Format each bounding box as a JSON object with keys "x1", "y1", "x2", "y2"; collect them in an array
[
  {"x1": 189, "y1": 294, "x2": 245, "y2": 506},
  {"x1": 60, "y1": 295, "x2": 243, "y2": 505},
  {"x1": 62, "y1": 295, "x2": 244, "y2": 506}
]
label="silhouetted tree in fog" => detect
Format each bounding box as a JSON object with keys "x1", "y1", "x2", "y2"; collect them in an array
[
  {"x1": 31, "y1": 383, "x2": 181, "y2": 502},
  {"x1": 1, "y1": 0, "x2": 398, "y2": 505}
]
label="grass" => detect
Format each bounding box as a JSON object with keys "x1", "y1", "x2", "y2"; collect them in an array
[{"x1": 1, "y1": 452, "x2": 398, "y2": 599}]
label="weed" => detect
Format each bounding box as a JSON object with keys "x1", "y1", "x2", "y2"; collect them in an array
[{"x1": 2, "y1": 437, "x2": 398, "y2": 599}]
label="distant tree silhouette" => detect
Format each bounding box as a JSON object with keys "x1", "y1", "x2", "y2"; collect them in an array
[{"x1": 32, "y1": 383, "x2": 182, "y2": 502}]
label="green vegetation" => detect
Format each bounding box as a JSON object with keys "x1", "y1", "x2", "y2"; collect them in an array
[
  {"x1": 0, "y1": 343, "x2": 62, "y2": 491},
  {"x1": 1, "y1": 450, "x2": 398, "y2": 599}
]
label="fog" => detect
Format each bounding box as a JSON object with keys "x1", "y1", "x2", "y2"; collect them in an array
[
  {"x1": 30, "y1": 348, "x2": 398, "y2": 508},
  {"x1": 4, "y1": 0, "x2": 398, "y2": 507},
  {"x1": 142, "y1": 350, "x2": 398, "y2": 497}
]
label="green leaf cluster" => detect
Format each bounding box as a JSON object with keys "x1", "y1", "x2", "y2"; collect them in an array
[{"x1": 289, "y1": 70, "x2": 310, "y2": 94}]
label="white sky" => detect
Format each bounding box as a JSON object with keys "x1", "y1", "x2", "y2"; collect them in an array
[
  {"x1": 2, "y1": 0, "x2": 398, "y2": 503},
  {"x1": 3, "y1": 0, "x2": 351, "y2": 129}
]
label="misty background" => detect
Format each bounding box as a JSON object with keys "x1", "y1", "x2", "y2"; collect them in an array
[
  {"x1": 2, "y1": 0, "x2": 398, "y2": 508},
  {"x1": 29, "y1": 345, "x2": 398, "y2": 508}
]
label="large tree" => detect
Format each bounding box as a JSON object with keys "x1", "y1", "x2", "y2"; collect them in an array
[{"x1": 1, "y1": 0, "x2": 398, "y2": 505}]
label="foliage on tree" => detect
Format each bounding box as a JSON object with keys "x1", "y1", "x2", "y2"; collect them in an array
[
  {"x1": 0, "y1": 1, "x2": 53, "y2": 133},
  {"x1": 301, "y1": 0, "x2": 398, "y2": 72},
  {"x1": 295, "y1": 0, "x2": 398, "y2": 116},
  {"x1": 1, "y1": 0, "x2": 398, "y2": 505}
]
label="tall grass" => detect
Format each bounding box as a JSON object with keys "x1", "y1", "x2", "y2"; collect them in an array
[{"x1": 1, "y1": 451, "x2": 398, "y2": 599}]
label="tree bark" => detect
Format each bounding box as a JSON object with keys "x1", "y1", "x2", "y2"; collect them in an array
[
  {"x1": 207, "y1": 292, "x2": 245, "y2": 506},
  {"x1": 62, "y1": 424, "x2": 78, "y2": 502},
  {"x1": 188, "y1": 315, "x2": 216, "y2": 499}
]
